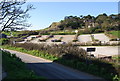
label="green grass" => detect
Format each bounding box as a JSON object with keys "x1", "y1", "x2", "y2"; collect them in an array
[
  {"x1": 2, "y1": 45, "x2": 58, "y2": 61},
  {"x1": 109, "y1": 31, "x2": 120, "y2": 38},
  {"x1": 112, "y1": 55, "x2": 120, "y2": 61},
  {"x1": 2, "y1": 50, "x2": 46, "y2": 80}
]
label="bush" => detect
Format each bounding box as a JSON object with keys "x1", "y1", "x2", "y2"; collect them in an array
[
  {"x1": 0, "y1": 38, "x2": 9, "y2": 45},
  {"x1": 109, "y1": 38, "x2": 118, "y2": 41},
  {"x1": 55, "y1": 40, "x2": 61, "y2": 42},
  {"x1": 83, "y1": 28, "x2": 91, "y2": 34},
  {"x1": 11, "y1": 43, "x2": 87, "y2": 59},
  {"x1": 50, "y1": 32, "x2": 76, "y2": 35},
  {"x1": 94, "y1": 39, "x2": 99, "y2": 41},
  {"x1": 72, "y1": 40, "x2": 78, "y2": 42},
  {"x1": 94, "y1": 29, "x2": 104, "y2": 33}
]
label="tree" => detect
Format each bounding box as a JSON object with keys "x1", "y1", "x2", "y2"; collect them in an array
[
  {"x1": 0, "y1": 0, "x2": 34, "y2": 31},
  {"x1": 96, "y1": 13, "x2": 108, "y2": 24}
]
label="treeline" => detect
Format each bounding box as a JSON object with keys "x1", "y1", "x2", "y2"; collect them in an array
[{"x1": 48, "y1": 13, "x2": 120, "y2": 33}]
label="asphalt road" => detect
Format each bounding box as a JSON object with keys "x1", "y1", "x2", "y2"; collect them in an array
[{"x1": 4, "y1": 49, "x2": 105, "y2": 81}]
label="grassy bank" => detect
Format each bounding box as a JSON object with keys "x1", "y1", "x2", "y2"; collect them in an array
[
  {"x1": 105, "y1": 31, "x2": 120, "y2": 39},
  {"x1": 2, "y1": 45, "x2": 58, "y2": 61},
  {"x1": 109, "y1": 31, "x2": 120, "y2": 38},
  {"x1": 1, "y1": 50, "x2": 46, "y2": 80},
  {"x1": 1, "y1": 44, "x2": 120, "y2": 81}
]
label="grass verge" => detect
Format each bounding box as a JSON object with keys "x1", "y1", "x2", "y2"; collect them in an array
[{"x1": 1, "y1": 50, "x2": 47, "y2": 80}]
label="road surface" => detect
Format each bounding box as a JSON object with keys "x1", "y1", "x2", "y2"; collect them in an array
[{"x1": 4, "y1": 49, "x2": 105, "y2": 81}]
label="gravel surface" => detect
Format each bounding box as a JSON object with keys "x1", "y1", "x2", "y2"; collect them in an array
[
  {"x1": 46, "y1": 35, "x2": 62, "y2": 42},
  {"x1": 30, "y1": 35, "x2": 48, "y2": 43},
  {"x1": 29, "y1": 35, "x2": 75, "y2": 43},
  {"x1": 78, "y1": 33, "x2": 110, "y2": 43},
  {"x1": 24, "y1": 34, "x2": 111, "y2": 44},
  {"x1": 46, "y1": 35, "x2": 75, "y2": 43},
  {"x1": 92, "y1": 34, "x2": 110, "y2": 42},
  {"x1": 80, "y1": 46, "x2": 119, "y2": 57},
  {"x1": 61, "y1": 35, "x2": 75, "y2": 42},
  {"x1": 78, "y1": 35, "x2": 92, "y2": 42}
]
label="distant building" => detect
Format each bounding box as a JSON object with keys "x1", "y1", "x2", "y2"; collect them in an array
[{"x1": 0, "y1": 33, "x2": 7, "y2": 38}]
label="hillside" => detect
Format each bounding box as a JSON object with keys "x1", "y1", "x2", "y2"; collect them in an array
[
  {"x1": 47, "y1": 22, "x2": 61, "y2": 31},
  {"x1": 47, "y1": 13, "x2": 120, "y2": 33}
]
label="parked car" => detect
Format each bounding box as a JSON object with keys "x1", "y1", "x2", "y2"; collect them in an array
[
  {"x1": 49, "y1": 35, "x2": 54, "y2": 38},
  {"x1": 51, "y1": 39, "x2": 61, "y2": 42}
]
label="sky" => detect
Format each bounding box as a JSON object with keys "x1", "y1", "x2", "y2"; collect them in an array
[{"x1": 23, "y1": 2, "x2": 118, "y2": 30}]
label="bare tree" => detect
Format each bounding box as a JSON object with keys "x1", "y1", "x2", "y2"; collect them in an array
[{"x1": 0, "y1": 0, "x2": 34, "y2": 31}]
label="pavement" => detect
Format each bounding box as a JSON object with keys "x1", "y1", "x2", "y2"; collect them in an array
[
  {"x1": 46, "y1": 35, "x2": 62, "y2": 42},
  {"x1": 28, "y1": 35, "x2": 75, "y2": 44},
  {"x1": 61, "y1": 35, "x2": 75, "y2": 42},
  {"x1": 78, "y1": 35, "x2": 92, "y2": 43},
  {"x1": 30, "y1": 35, "x2": 48, "y2": 43},
  {"x1": 19, "y1": 34, "x2": 118, "y2": 45},
  {"x1": 92, "y1": 34, "x2": 110, "y2": 42},
  {"x1": 78, "y1": 33, "x2": 110, "y2": 43},
  {"x1": 4, "y1": 49, "x2": 106, "y2": 81},
  {"x1": 80, "y1": 46, "x2": 119, "y2": 57}
]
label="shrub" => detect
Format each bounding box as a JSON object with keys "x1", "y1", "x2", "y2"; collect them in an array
[
  {"x1": 94, "y1": 39, "x2": 99, "y2": 41},
  {"x1": 0, "y1": 38, "x2": 9, "y2": 45},
  {"x1": 94, "y1": 29, "x2": 104, "y2": 33},
  {"x1": 11, "y1": 43, "x2": 87, "y2": 59},
  {"x1": 92, "y1": 42, "x2": 101, "y2": 46},
  {"x1": 72, "y1": 40, "x2": 78, "y2": 42},
  {"x1": 55, "y1": 40, "x2": 61, "y2": 42},
  {"x1": 83, "y1": 28, "x2": 91, "y2": 34},
  {"x1": 109, "y1": 38, "x2": 118, "y2": 41},
  {"x1": 50, "y1": 32, "x2": 76, "y2": 35}
]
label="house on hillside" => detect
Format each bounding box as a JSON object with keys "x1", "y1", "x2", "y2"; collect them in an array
[{"x1": 84, "y1": 19, "x2": 95, "y2": 28}]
